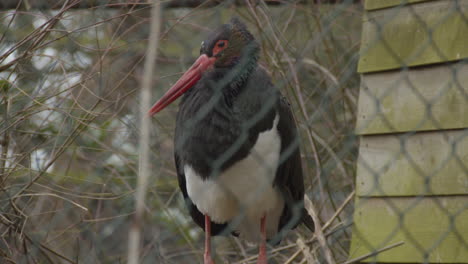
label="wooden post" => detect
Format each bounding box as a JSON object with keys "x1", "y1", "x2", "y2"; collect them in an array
[{"x1": 349, "y1": 0, "x2": 468, "y2": 262}]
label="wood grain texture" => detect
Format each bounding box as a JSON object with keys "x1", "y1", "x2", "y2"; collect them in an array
[
  {"x1": 358, "y1": 0, "x2": 468, "y2": 73},
  {"x1": 355, "y1": 62, "x2": 468, "y2": 134},
  {"x1": 356, "y1": 130, "x2": 468, "y2": 196},
  {"x1": 349, "y1": 196, "x2": 468, "y2": 263}
]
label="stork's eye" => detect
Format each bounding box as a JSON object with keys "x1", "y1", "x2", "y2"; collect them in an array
[{"x1": 212, "y1": 40, "x2": 229, "y2": 56}]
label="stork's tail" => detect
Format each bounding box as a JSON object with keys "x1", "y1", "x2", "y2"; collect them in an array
[{"x1": 302, "y1": 208, "x2": 315, "y2": 232}]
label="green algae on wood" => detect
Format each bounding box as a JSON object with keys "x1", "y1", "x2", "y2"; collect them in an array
[
  {"x1": 358, "y1": 0, "x2": 468, "y2": 73},
  {"x1": 365, "y1": 0, "x2": 436, "y2": 11},
  {"x1": 356, "y1": 130, "x2": 468, "y2": 197},
  {"x1": 349, "y1": 196, "x2": 468, "y2": 263},
  {"x1": 355, "y1": 62, "x2": 468, "y2": 134}
]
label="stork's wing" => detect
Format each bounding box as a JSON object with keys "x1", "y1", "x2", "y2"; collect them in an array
[{"x1": 274, "y1": 95, "x2": 314, "y2": 234}]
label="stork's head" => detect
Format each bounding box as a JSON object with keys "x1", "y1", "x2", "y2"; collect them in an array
[
  {"x1": 200, "y1": 17, "x2": 259, "y2": 68},
  {"x1": 149, "y1": 18, "x2": 259, "y2": 115}
]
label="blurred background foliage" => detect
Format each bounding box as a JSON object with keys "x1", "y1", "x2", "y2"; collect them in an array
[{"x1": 0, "y1": 1, "x2": 362, "y2": 263}]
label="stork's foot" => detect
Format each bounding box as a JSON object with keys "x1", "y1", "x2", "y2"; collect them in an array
[
  {"x1": 257, "y1": 252, "x2": 268, "y2": 264},
  {"x1": 257, "y1": 214, "x2": 269, "y2": 264},
  {"x1": 204, "y1": 254, "x2": 216, "y2": 264},
  {"x1": 204, "y1": 215, "x2": 216, "y2": 264}
]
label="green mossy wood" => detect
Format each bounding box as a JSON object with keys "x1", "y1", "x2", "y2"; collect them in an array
[
  {"x1": 350, "y1": 197, "x2": 468, "y2": 262},
  {"x1": 350, "y1": 0, "x2": 468, "y2": 263},
  {"x1": 359, "y1": 0, "x2": 468, "y2": 73},
  {"x1": 364, "y1": 0, "x2": 436, "y2": 11},
  {"x1": 356, "y1": 131, "x2": 468, "y2": 197},
  {"x1": 355, "y1": 63, "x2": 468, "y2": 134}
]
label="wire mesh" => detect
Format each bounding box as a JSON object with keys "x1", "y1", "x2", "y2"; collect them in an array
[
  {"x1": 0, "y1": 0, "x2": 466, "y2": 264},
  {"x1": 349, "y1": 0, "x2": 468, "y2": 262}
]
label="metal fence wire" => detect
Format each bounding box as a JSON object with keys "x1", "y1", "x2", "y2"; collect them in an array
[
  {"x1": 0, "y1": 0, "x2": 466, "y2": 264},
  {"x1": 349, "y1": 0, "x2": 468, "y2": 263}
]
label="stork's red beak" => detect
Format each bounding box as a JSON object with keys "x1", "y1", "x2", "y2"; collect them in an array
[{"x1": 148, "y1": 54, "x2": 216, "y2": 116}]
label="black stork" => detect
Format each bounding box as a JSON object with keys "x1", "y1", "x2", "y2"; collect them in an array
[{"x1": 149, "y1": 18, "x2": 314, "y2": 264}]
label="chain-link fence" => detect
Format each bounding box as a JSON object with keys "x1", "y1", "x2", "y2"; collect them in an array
[
  {"x1": 349, "y1": 0, "x2": 468, "y2": 262},
  {"x1": 0, "y1": 0, "x2": 466, "y2": 263}
]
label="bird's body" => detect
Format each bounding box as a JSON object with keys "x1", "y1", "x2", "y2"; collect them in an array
[
  {"x1": 176, "y1": 65, "x2": 296, "y2": 242},
  {"x1": 149, "y1": 18, "x2": 313, "y2": 264}
]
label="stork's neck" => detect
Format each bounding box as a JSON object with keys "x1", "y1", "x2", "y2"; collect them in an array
[{"x1": 218, "y1": 43, "x2": 260, "y2": 102}]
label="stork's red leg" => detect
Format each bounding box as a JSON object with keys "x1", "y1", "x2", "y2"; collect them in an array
[
  {"x1": 204, "y1": 215, "x2": 215, "y2": 264},
  {"x1": 257, "y1": 214, "x2": 268, "y2": 264}
]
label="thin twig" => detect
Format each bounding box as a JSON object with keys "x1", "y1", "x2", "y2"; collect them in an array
[
  {"x1": 13, "y1": 193, "x2": 88, "y2": 212},
  {"x1": 233, "y1": 222, "x2": 351, "y2": 264},
  {"x1": 322, "y1": 190, "x2": 355, "y2": 231},
  {"x1": 0, "y1": 81, "x2": 11, "y2": 188},
  {"x1": 342, "y1": 241, "x2": 405, "y2": 264},
  {"x1": 283, "y1": 190, "x2": 355, "y2": 263},
  {"x1": 304, "y1": 195, "x2": 336, "y2": 264},
  {"x1": 296, "y1": 236, "x2": 315, "y2": 264},
  {"x1": 127, "y1": 1, "x2": 161, "y2": 264}
]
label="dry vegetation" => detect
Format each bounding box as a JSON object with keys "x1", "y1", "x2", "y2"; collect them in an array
[{"x1": 0, "y1": 1, "x2": 362, "y2": 263}]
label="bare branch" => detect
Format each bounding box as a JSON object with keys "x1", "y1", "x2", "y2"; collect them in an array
[
  {"x1": 127, "y1": 1, "x2": 160, "y2": 264},
  {"x1": 0, "y1": 0, "x2": 362, "y2": 10}
]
